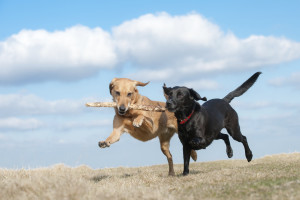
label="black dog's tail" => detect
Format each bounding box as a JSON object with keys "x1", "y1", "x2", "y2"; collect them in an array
[{"x1": 223, "y1": 72, "x2": 262, "y2": 103}]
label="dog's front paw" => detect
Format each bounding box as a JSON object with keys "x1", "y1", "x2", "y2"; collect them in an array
[
  {"x1": 168, "y1": 171, "x2": 175, "y2": 176},
  {"x1": 133, "y1": 116, "x2": 144, "y2": 127},
  {"x1": 182, "y1": 170, "x2": 189, "y2": 176},
  {"x1": 189, "y1": 138, "x2": 200, "y2": 147},
  {"x1": 189, "y1": 137, "x2": 205, "y2": 150},
  {"x1": 98, "y1": 141, "x2": 110, "y2": 148},
  {"x1": 227, "y1": 146, "x2": 233, "y2": 158}
]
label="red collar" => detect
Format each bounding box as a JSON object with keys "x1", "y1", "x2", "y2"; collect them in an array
[{"x1": 179, "y1": 106, "x2": 195, "y2": 125}]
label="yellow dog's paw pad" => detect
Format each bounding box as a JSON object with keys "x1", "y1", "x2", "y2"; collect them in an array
[{"x1": 98, "y1": 141, "x2": 110, "y2": 148}]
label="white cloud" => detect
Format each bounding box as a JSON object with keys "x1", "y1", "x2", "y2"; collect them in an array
[
  {"x1": 0, "y1": 93, "x2": 113, "y2": 132},
  {"x1": 232, "y1": 100, "x2": 272, "y2": 110},
  {"x1": 182, "y1": 79, "x2": 219, "y2": 90},
  {"x1": 1, "y1": 12, "x2": 300, "y2": 84},
  {"x1": 0, "y1": 93, "x2": 93, "y2": 117},
  {"x1": 57, "y1": 119, "x2": 112, "y2": 131},
  {"x1": 0, "y1": 117, "x2": 44, "y2": 131},
  {"x1": 0, "y1": 116, "x2": 112, "y2": 132},
  {"x1": 0, "y1": 25, "x2": 117, "y2": 85},
  {"x1": 114, "y1": 13, "x2": 300, "y2": 81},
  {"x1": 0, "y1": 134, "x2": 6, "y2": 140},
  {"x1": 232, "y1": 100, "x2": 300, "y2": 111},
  {"x1": 269, "y1": 72, "x2": 300, "y2": 88}
]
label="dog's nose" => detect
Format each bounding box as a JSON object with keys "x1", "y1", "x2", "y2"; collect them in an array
[
  {"x1": 166, "y1": 101, "x2": 171, "y2": 107},
  {"x1": 166, "y1": 99, "x2": 173, "y2": 106},
  {"x1": 119, "y1": 105, "x2": 126, "y2": 112}
]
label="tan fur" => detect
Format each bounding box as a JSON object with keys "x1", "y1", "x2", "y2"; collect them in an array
[{"x1": 99, "y1": 78, "x2": 197, "y2": 176}]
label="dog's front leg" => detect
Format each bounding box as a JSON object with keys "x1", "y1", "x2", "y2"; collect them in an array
[
  {"x1": 99, "y1": 128, "x2": 123, "y2": 148},
  {"x1": 99, "y1": 115, "x2": 125, "y2": 148},
  {"x1": 133, "y1": 115, "x2": 144, "y2": 127},
  {"x1": 183, "y1": 144, "x2": 191, "y2": 175},
  {"x1": 189, "y1": 129, "x2": 206, "y2": 150}
]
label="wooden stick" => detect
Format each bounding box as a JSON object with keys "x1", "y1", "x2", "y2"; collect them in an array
[{"x1": 85, "y1": 102, "x2": 166, "y2": 112}]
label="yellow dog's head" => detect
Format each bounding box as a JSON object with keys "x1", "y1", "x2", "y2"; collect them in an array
[{"x1": 109, "y1": 78, "x2": 149, "y2": 115}]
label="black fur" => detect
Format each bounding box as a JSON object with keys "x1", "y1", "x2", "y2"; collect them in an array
[
  {"x1": 163, "y1": 72, "x2": 261, "y2": 175},
  {"x1": 223, "y1": 72, "x2": 261, "y2": 103}
]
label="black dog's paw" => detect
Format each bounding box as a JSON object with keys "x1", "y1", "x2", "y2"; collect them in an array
[
  {"x1": 227, "y1": 146, "x2": 233, "y2": 158},
  {"x1": 189, "y1": 138, "x2": 200, "y2": 146},
  {"x1": 246, "y1": 150, "x2": 253, "y2": 162},
  {"x1": 182, "y1": 171, "x2": 189, "y2": 176},
  {"x1": 189, "y1": 137, "x2": 205, "y2": 150}
]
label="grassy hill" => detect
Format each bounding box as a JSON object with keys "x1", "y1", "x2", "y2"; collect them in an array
[{"x1": 0, "y1": 153, "x2": 299, "y2": 200}]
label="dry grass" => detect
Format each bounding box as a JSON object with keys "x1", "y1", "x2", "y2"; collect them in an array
[{"x1": 1, "y1": 153, "x2": 299, "y2": 200}]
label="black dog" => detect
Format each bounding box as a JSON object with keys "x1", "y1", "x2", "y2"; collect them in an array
[{"x1": 163, "y1": 72, "x2": 261, "y2": 175}]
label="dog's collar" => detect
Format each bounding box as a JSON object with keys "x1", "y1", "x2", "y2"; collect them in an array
[{"x1": 179, "y1": 104, "x2": 196, "y2": 125}]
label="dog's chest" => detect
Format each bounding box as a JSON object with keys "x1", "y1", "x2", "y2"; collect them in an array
[{"x1": 178, "y1": 123, "x2": 195, "y2": 139}]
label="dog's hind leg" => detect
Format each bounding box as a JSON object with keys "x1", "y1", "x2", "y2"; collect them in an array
[
  {"x1": 226, "y1": 124, "x2": 253, "y2": 162},
  {"x1": 159, "y1": 133, "x2": 175, "y2": 176},
  {"x1": 216, "y1": 132, "x2": 233, "y2": 158}
]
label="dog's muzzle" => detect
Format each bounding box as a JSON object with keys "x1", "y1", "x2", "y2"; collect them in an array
[
  {"x1": 166, "y1": 100, "x2": 177, "y2": 112},
  {"x1": 118, "y1": 105, "x2": 127, "y2": 115}
]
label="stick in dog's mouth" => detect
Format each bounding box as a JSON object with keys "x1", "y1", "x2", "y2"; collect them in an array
[{"x1": 85, "y1": 102, "x2": 166, "y2": 112}]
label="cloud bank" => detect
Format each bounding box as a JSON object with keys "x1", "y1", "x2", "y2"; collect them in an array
[
  {"x1": 0, "y1": 117, "x2": 43, "y2": 131},
  {"x1": 0, "y1": 93, "x2": 87, "y2": 117},
  {"x1": 0, "y1": 26, "x2": 116, "y2": 85},
  {"x1": 1, "y1": 12, "x2": 300, "y2": 84},
  {"x1": 0, "y1": 93, "x2": 112, "y2": 132},
  {"x1": 269, "y1": 72, "x2": 300, "y2": 89}
]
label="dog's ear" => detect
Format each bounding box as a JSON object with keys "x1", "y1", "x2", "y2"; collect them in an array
[
  {"x1": 163, "y1": 83, "x2": 171, "y2": 100},
  {"x1": 109, "y1": 78, "x2": 117, "y2": 94},
  {"x1": 163, "y1": 83, "x2": 170, "y2": 95},
  {"x1": 134, "y1": 81, "x2": 149, "y2": 87},
  {"x1": 189, "y1": 88, "x2": 207, "y2": 101}
]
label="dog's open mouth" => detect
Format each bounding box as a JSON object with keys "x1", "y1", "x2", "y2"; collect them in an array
[
  {"x1": 165, "y1": 105, "x2": 177, "y2": 112},
  {"x1": 118, "y1": 110, "x2": 126, "y2": 115},
  {"x1": 166, "y1": 107, "x2": 176, "y2": 112},
  {"x1": 166, "y1": 101, "x2": 177, "y2": 112},
  {"x1": 117, "y1": 104, "x2": 128, "y2": 115}
]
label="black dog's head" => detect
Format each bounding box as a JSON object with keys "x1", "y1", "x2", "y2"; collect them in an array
[{"x1": 163, "y1": 84, "x2": 207, "y2": 112}]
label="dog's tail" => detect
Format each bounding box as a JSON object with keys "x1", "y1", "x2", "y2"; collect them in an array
[{"x1": 223, "y1": 72, "x2": 262, "y2": 103}]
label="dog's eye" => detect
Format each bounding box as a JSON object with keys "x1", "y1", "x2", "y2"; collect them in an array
[
  {"x1": 127, "y1": 92, "x2": 132, "y2": 97},
  {"x1": 116, "y1": 91, "x2": 120, "y2": 96},
  {"x1": 177, "y1": 92, "x2": 183, "y2": 98}
]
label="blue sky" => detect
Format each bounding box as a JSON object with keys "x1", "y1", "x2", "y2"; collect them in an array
[{"x1": 0, "y1": 0, "x2": 299, "y2": 169}]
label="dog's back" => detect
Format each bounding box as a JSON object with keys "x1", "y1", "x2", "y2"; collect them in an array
[{"x1": 202, "y1": 99, "x2": 237, "y2": 134}]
